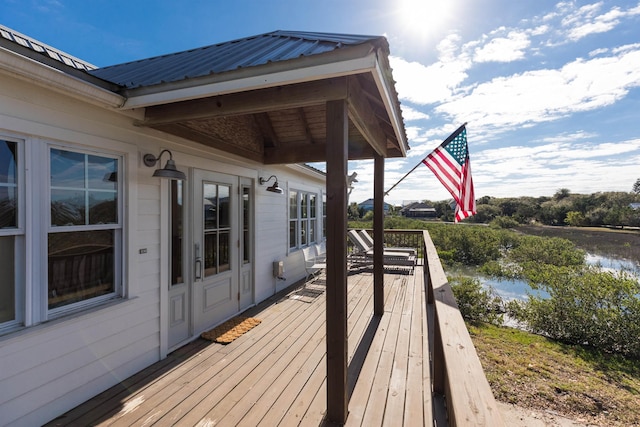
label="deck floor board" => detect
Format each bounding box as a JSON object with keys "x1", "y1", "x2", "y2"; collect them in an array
[{"x1": 46, "y1": 266, "x2": 433, "y2": 427}]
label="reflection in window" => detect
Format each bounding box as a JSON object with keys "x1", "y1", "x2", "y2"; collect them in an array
[
  {"x1": 170, "y1": 180, "x2": 183, "y2": 286},
  {"x1": 0, "y1": 140, "x2": 17, "y2": 229},
  {"x1": 203, "y1": 182, "x2": 231, "y2": 277},
  {"x1": 48, "y1": 230, "x2": 115, "y2": 309},
  {"x1": 48, "y1": 148, "x2": 121, "y2": 310},
  {"x1": 242, "y1": 186, "x2": 250, "y2": 264},
  {"x1": 0, "y1": 236, "x2": 16, "y2": 323},
  {"x1": 50, "y1": 149, "x2": 118, "y2": 226},
  {"x1": 1, "y1": 139, "x2": 21, "y2": 329}
]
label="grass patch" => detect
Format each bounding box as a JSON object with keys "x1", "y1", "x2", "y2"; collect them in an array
[{"x1": 468, "y1": 323, "x2": 640, "y2": 426}]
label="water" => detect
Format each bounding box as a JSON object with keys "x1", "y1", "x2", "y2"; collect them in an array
[{"x1": 450, "y1": 253, "x2": 640, "y2": 302}]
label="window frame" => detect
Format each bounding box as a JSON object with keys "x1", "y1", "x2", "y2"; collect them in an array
[
  {"x1": 0, "y1": 133, "x2": 128, "y2": 336},
  {"x1": 0, "y1": 136, "x2": 25, "y2": 333},
  {"x1": 45, "y1": 144, "x2": 124, "y2": 318},
  {"x1": 288, "y1": 188, "x2": 320, "y2": 250}
]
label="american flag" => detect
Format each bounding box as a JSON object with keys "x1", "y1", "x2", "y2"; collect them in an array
[{"x1": 423, "y1": 125, "x2": 476, "y2": 222}]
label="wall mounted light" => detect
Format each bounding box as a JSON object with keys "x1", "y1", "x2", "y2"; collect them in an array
[
  {"x1": 143, "y1": 149, "x2": 186, "y2": 180},
  {"x1": 259, "y1": 175, "x2": 283, "y2": 194}
]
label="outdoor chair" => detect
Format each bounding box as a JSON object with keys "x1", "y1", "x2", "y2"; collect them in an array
[
  {"x1": 302, "y1": 244, "x2": 326, "y2": 283},
  {"x1": 356, "y1": 229, "x2": 417, "y2": 256},
  {"x1": 347, "y1": 230, "x2": 416, "y2": 271}
]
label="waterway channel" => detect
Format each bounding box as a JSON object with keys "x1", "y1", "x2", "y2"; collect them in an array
[{"x1": 448, "y1": 253, "x2": 640, "y2": 301}]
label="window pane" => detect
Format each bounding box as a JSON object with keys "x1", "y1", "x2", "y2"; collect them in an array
[
  {"x1": 243, "y1": 187, "x2": 250, "y2": 263},
  {"x1": 88, "y1": 155, "x2": 117, "y2": 190},
  {"x1": 289, "y1": 191, "x2": 297, "y2": 219},
  {"x1": 310, "y1": 195, "x2": 316, "y2": 218},
  {"x1": 289, "y1": 221, "x2": 297, "y2": 249},
  {"x1": 301, "y1": 219, "x2": 307, "y2": 246},
  {"x1": 204, "y1": 231, "x2": 217, "y2": 277},
  {"x1": 51, "y1": 189, "x2": 85, "y2": 226},
  {"x1": 50, "y1": 149, "x2": 85, "y2": 188},
  {"x1": 219, "y1": 185, "x2": 230, "y2": 228},
  {"x1": 48, "y1": 230, "x2": 114, "y2": 309},
  {"x1": 310, "y1": 219, "x2": 316, "y2": 243},
  {"x1": 203, "y1": 183, "x2": 217, "y2": 230},
  {"x1": 170, "y1": 180, "x2": 183, "y2": 285},
  {"x1": 0, "y1": 236, "x2": 16, "y2": 323},
  {"x1": 301, "y1": 194, "x2": 308, "y2": 219},
  {"x1": 88, "y1": 191, "x2": 117, "y2": 224},
  {"x1": 0, "y1": 186, "x2": 16, "y2": 229},
  {"x1": 218, "y1": 231, "x2": 230, "y2": 272},
  {"x1": 0, "y1": 141, "x2": 17, "y2": 228}
]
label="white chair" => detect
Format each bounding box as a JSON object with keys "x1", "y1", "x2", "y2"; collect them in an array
[{"x1": 302, "y1": 245, "x2": 326, "y2": 282}]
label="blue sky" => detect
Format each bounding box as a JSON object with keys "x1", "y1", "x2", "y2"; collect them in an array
[{"x1": 2, "y1": 0, "x2": 639, "y2": 205}]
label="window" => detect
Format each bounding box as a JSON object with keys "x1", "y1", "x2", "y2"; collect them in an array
[
  {"x1": 170, "y1": 180, "x2": 184, "y2": 286},
  {"x1": 289, "y1": 189, "x2": 319, "y2": 249},
  {"x1": 0, "y1": 139, "x2": 23, "y2": 330},
  {"x1": 203, "y1": 182, "x2": 231, "y2": 275},
  {"x1": 1, "y1": 137, "x2": 124, "y2": 334},
  {"x1": 48, "y1": 148, "x2": 121, "y2": 311}
]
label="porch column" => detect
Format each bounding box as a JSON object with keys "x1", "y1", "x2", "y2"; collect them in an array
[
  {"x1": 325, "y1": 99, "x2": 349, "y2": 424},
  {"x1": 373, "y1": 153, "x2": 385, "y2": 315}
]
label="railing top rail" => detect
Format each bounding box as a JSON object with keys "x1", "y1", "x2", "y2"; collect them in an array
[{"x1": 422, "y1": 230, "x2": 505, "y2": 427}]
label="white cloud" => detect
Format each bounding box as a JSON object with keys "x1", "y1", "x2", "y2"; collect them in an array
[
  {"x1": 400, "y1": 105, "x2": 429, "y2": 121},
  {"x1": 474, "y1": 31, "x2": 531, "y2": 63},
  {"x1": 435, "y1": 47, "x2": 640, "y2": 129}
]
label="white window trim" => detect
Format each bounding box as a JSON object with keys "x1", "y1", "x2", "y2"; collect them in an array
[
  {"x1": 45, "y1": 143, "x2": 124, "y2": 319},
  {"x1": 288, "y1": 188, "x2": 321, "y2": 251},
  {"x1": 0, "y1": 131, "x2": 134, "y2": 335}
]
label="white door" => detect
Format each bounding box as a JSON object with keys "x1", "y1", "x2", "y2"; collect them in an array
[
  {"x1": 192, "y1": 169, "x2": 240, "y2": 336},
  {"x1": 168, "y1": 170, "x2": 254, "y2": 349}
]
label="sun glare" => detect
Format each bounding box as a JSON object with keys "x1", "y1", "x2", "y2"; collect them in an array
[{"x1": 397, "y1": 0, "x2": 455, "y2": 39}]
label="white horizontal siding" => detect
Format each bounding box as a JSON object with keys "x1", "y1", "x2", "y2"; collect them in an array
[{"x1": 0, "y1": 66, "x2": 325, "y2": 426}]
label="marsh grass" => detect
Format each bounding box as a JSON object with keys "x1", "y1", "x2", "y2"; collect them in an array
[{"x1": 469, "y1": 323, "x2": 640, "y2": 426}]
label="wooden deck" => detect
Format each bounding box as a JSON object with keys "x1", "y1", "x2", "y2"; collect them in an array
[{"x1": 46, "y1": 265, "x2": 433, "y2": 426}]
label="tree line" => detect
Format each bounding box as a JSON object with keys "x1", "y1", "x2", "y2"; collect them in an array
[{"x1": 425, "y1": 188, "x2": 640, "y2": 227}]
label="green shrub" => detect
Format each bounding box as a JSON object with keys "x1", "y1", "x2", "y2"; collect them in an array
[
  {"x1": 509, "y1": 266, "x2": 640, "y2": 359},
  {"x1": 489, "y1": 216, "x2": 519, "y2": 229},
  {"x1": 450, "y1": 276, "x2": 504, "y2": 326}
]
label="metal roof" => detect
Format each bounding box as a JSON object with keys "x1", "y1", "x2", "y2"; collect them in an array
[
  {"x1": 89, "y1": 30, "x2": 386, "y2": 89},
  {"x1": 0, "y1": 25, "x2": 97, "y2": 72}
]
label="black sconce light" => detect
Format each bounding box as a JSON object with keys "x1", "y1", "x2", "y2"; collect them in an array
[
  {"x1": 143, "y1": 149, "x2": 186, "y2": 181},
  {"x1": 259, "y1": 175, "x2": 283, "y2": 194}
]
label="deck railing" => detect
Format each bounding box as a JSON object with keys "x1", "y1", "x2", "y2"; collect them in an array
[
  {"x1": 349, "y1": 228, "x2": 505, "y2": 425},
  {"x1": 422, "y1": 230, "x2": 505, "y2": 426}
]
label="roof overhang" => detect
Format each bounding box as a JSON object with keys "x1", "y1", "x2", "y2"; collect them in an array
[
  {"x1": 0, "y1": 45, "x2": 124, "y2": 109},
  {"x1": 129, "y1": 44, "x2": 408, "y2": 164}
]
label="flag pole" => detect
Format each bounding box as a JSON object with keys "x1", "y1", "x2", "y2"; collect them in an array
[{"x1": 384, "y1": 122, "x2": 467, "y2": 196}]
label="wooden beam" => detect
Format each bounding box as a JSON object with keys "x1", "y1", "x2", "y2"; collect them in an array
[
  {"x1": 254, "y1": 113, "x2": 279, "y2": 148},
  {"x1": 151, "y1": 123, "x2": 264, "y2": 163},
  {"x1": 347, "y1": 76, "x2": 388, "y2": 157},
  {"x1": 141, "y1": 78, "x2": 349, "y2": 126},
  {"x1": 325, "y1": 99, "x2": 349, "y2": 425},
  {"x1": 373, "y1": 153, "x2": 385, "y2": 316},
  {"x1": 263, "y1": 141, "x2": 378, "y2": 164},
  {"x1": 296, "y1": 107, "x2": 315, "y2": 144}
]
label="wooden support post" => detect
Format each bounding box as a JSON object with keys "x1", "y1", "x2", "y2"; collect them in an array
[
  {"x1": 325, "y1": 99, "x2": 349, "y2": 424},
  {"x1": 373, "y1": 153, "x2": 384, "y2": 316}
]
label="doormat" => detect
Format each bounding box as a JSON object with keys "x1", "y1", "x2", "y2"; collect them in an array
[{"x1": 201, "y1": 316, "x2": 261, "y2": 344}]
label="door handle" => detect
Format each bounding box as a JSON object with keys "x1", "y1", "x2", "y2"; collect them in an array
[
  {"x1": 194, "y1": 243, "x2": 202, "y2": 281},
  {"x1": 195, "y1": 257, "x2": 202, "y2": 281}
]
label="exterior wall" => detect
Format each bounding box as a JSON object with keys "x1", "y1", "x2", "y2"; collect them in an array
[{"x1": 0, "y1": 72, "x2": 324, "y2": 425}]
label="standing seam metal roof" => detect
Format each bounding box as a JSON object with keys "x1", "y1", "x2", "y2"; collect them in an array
[{"x1": 89, "y1": 30, "x2": 386, "y2": 89}]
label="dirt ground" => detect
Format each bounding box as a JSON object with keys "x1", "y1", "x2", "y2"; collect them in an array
[{"x1": 499, "y1": 402, "x2": 602, "y2": 427}]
